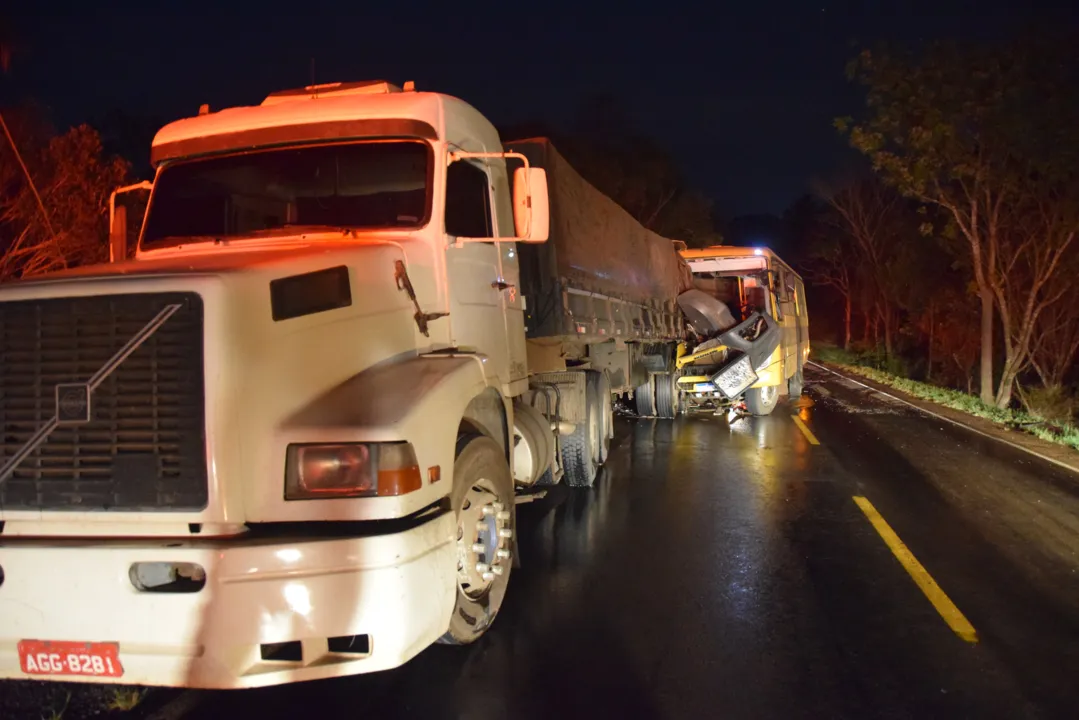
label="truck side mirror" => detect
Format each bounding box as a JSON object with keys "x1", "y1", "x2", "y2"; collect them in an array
[
  {"x1": 108, "y1": 180, "x2": 154, "y2": 262},
  {"x1": 512, "y1": 167, "x2": 549, "y2": 243},
  {"x1": 109, "y1": 205, "x2": 128, "y2": 263}
]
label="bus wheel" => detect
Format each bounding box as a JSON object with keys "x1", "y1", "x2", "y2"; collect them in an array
[{"x1": 744, "y1": 384, "x2": 779, "y2": 416}]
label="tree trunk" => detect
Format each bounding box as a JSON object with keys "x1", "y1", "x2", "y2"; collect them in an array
[
  {"x1": 995, "y1": 364, "x2": 1015, "y2": 409},
  {"x1": 883, "y1": 308, "x2": 894, "y2": 358},
  {"x1": 979, "y1": 287, "x2": 994, "y2": 405},
  {"x1": 862, "y1": 311, "x2": 871, "y2": 344},
  {"x1": 926, "y1": 303, "x2": 934, "y2": 381},
  {"x1": 843, "y1": 294, "x2": 852, "y2": 351}
]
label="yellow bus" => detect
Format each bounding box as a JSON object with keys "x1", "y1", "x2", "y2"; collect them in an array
[{"x1": 674, "y1": 245, "x2": 810, "y2": 416}]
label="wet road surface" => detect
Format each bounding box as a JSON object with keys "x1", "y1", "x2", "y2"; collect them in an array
[
  {"x1": 173, "y1": 364, "x2": 1079, "y2": 719},
  {"x1": 14, "y1": 364, "x2": 1079, "y2": 719}
]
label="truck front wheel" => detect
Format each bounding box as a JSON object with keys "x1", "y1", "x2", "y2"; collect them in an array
[
  {"x1": 744, "y1": 384, "x2": 780, "y2": 416},
  {"x1": 439, "y1": 434, "x2": 516, "y2": 645}
]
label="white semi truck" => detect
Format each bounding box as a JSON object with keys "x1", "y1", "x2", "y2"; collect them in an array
[{"x1": 0, "y1": 81, "x2": 692, "y2": 689}]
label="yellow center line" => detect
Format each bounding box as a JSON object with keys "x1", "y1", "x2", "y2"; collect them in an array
[
  {"x1": 791, "y1": 415, "x2": 820, "y2": 445},
  {"x1": 853, "y1": 495, "x2": 979, "y2": 644}
]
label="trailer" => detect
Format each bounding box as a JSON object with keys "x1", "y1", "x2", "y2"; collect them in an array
[{"x1": 503, "y1": 139, "x2": 691, "y2": 485}]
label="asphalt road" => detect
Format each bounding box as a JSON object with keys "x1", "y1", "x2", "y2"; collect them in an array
[{"x1": 8, "y1": 363, "x2": 1079, "y2": 719}]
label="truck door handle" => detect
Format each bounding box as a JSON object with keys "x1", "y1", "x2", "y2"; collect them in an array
[{"x1": 492, "y1": 280, "x2": 515, "y2": 291}]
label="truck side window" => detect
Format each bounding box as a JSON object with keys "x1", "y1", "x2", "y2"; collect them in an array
[{"x1": 446, "y1": 160, "x2": 493, "y2": 238}]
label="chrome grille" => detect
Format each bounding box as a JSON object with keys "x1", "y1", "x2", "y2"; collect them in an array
[{"x1": 0, "y1": 292, "x2": 208, "y2": 511}]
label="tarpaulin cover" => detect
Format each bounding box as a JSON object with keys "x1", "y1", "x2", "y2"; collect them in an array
[{"x1": 507, "y1": 139, "x2": 692, "y2": 312}]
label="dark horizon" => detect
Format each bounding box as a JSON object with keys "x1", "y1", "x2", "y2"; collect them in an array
[{"x1": 4, "y1": 1, "x2": 1075, "y2": 219}]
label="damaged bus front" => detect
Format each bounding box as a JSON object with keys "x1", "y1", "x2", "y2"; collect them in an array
[{"x1": 674, "y1": 246, "x2": 809, "y2": 417}]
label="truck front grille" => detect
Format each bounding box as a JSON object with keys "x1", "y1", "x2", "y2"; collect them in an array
[{"x1": 0, "y1": 292, "x2": 208, "y2": 511}]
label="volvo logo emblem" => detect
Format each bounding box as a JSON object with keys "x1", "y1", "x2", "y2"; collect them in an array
[{"x1": 55, "y1": 384, "x2": 92, "y2": 425}]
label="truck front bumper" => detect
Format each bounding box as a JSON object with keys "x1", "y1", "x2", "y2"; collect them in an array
[{"x1": 0, "y1": 511, "x2": 456, "y2": 689}]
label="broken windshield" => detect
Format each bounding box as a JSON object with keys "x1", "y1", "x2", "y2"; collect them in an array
[{"x1": 140, "y1": 140, "x2": 432, "y2": 250}]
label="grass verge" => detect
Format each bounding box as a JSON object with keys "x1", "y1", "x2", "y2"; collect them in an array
[{"x1": 812, "y1": 344, "x2": 1079, "y2": 453}]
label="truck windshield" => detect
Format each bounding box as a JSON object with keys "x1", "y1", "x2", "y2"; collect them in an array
[{"x1": 140, "y1": 140, "x2": 431, "y2": 250}]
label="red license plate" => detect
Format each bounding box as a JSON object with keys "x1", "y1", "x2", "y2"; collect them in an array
[{"x1": 18, "y1": 640, "x2": 124, "y2": 678}]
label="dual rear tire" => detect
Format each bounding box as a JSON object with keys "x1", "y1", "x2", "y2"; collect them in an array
[
  {"x1": 634, "y1": 372, "x2": 679, "y2": 419},
  {"x1": 562, "y1": 370, "x2": 612, "y2": 488}
]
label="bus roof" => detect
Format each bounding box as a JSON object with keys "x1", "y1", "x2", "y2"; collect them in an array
[{"x1": 679, "y1": 245, "x2": 800, "y2": 278}]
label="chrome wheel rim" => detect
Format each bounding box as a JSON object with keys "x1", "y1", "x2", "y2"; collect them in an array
[
  {"x1": 760, "y1": 384, "x2": 777, "y2": 405},
  {"x1": 456, "y1": 481, "x2": 512, "y2": 598}
]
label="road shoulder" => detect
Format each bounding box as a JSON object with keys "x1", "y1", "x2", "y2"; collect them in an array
[{"x1": 809, "y1": 361, "x2": 1079, "y2": 480}]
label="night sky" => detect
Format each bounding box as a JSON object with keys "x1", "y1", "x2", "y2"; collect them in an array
[{"x1": 4, "y1": 1, "x2": 1074, "y2": 217}]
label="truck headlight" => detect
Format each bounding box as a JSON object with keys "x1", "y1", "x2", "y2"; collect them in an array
[{"x1": 285, "y1": 442, "x2": 422, "y2": 500}]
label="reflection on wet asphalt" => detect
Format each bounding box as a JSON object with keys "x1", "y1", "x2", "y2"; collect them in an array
[{"x1": 186, "y1": 366, "x2": 1079, "y2": 719}]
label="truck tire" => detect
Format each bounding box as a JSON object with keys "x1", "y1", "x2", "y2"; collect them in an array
[
  {"x1": 586, "y1": 370, "x2": 613, "y2": 463},
  {"x1": 439, "y1": 434, "x2": 516, "y2": 645},
  {"x1": 655, "y1": 372, "x2": 680, "y2": 419},
  {"x1": 562, "y1": 378, "x2": 599, "y2": 488},
  {"x1": 744, "y1": 384, "x2": 780, "y2": 416},
  {"x1": 788, "y1": 366, "x2": 804, "y2": 399},
  {"x1": 634, "y1": 377, "x2": 656, "y2": 417}
]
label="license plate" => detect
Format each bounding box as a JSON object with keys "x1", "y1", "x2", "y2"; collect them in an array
[
  {"x1": 18, "y1": 640, "x2": 124, "y2": 678},
  {"x1": 712, "y1": 354, "x2": 759, "y2": 399}
]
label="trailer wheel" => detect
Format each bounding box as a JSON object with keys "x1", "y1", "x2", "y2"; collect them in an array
[
  {"x1": 634, "y1": 376, "x2": 656, "y2": 417},
  {"x1": 586, "y1": 370, "x2": 613, "y2": 463},
  {"x1": 655, "y1": 372, "x2": 680, "y2": 419},
  {"x1": 562, "y1": 379, "x2": 599, "y2": 488},
  {"x1": 744, "y1": 384, "x2": 780, "y2": 416},
  {"x1": 439, "y1": 434, "x2": 516, "y2": 645}
]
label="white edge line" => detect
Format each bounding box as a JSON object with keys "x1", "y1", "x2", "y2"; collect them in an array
[{"x1": 807, "y1": 360, "x2": 1079, "y2": 478}]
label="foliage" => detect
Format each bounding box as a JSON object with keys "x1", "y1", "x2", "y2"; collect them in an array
[
  {"x1": 815, "y1": 344, "x2": 1079, "y2": 452},
  {"x1": 1019, "y1": 385, "x2": 1079, "y2": 426},
  {"x1": 106, "y1": 687, "x2": 145, "y2": 712},
  {"x1": 43, "y1": 691, "x2": 71, "y2": 720},
  {"x1": 916, "y1": 284, "x2": 981, "y2": 390},
  {"x1": 835, "y1": 30, "x2": 1079, "y2": 408},
  {"x1": 0, "y1": 110, "x2": 129, "y2": 281},
  {"x1": 811, "y1": 175, "x2": 920, "y2": 355},
  {"x1": 1026, "y1": 240, "x2": 1079, "y2": 389}
]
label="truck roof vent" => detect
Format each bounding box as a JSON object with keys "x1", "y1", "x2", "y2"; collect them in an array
[{"x1": 261, "y1": 80, "x2": 403, "y2": 106}]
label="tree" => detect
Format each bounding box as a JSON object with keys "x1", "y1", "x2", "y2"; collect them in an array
[
  {"x1": 814, "y1": 176, "x2": 908, "y2": 356},
  {"x1": 802, "y1": 229, "x2": 854, "y2": 350},
  {"x1": 1025, "y1": 231, "x2": 1079, "y2": 391},
  {"x1": 1, "y1": 118, "x2": 129, "y2": 281},
  {"x1": 920, "y1": 284, "x2": 981, "y2": 392},
  {"x1": 840, "y1": 32, "x2": 1079, "y2": 407}
]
